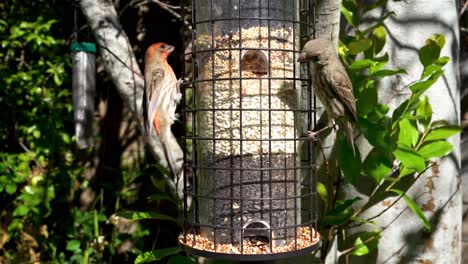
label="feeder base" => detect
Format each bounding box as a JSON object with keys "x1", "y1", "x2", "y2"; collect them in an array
[{"x1": 179, "y1": 226, "x2": 320, "y2": 261}]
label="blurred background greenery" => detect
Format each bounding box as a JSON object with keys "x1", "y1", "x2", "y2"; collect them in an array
[{"x1": 0, "y1": 0, "x2": 185, "y2": 263}]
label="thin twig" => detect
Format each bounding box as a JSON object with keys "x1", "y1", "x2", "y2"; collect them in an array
[
  {"x1": 18, "y1": 139, "x2": 45, "y2": 171},
  {"x1": 365, "y1": 163, "x2": 434, "y2": 222},
  {"x1": 95, "y1": 42, "x2": 144, "y2": 79},
  {"x1": 151, "y1": 0, "x2": 190, "y2": 26},
  {"x1": 338, "y1": 182, "x2": 420, "y2": 258},
  {"x1": 460, "y1": 0, "x2": 468, "y2": 18}
]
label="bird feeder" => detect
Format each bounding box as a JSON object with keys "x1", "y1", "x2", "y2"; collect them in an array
[
  {"x1": 181, "y1": 0, "x2": 320, "y2": 260},
  {"x1": 71, "y1": 42, "x2": 97, "y2": 149}
]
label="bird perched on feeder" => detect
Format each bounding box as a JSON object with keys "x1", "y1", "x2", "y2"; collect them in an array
[
  {"x1": 142, "y1": 42, "x2": 183, "y2": 176},
  {"x1": 298, "y1": 38, "x2": 357, "y2": 153}
]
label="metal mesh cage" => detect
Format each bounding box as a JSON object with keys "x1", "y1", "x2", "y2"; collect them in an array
[{"x1": 181, "y1": 0, "x2": 319, "y2": 260}]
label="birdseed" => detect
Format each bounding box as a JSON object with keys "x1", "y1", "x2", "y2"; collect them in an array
[{"x1": 180, "y1": 226, "x2": 320, "y2": 255}]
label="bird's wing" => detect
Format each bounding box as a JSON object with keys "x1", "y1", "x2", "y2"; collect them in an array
[
  {"x1": 326, "y1": 63, "x2": 357, "y2": 120},
  {"x1": 144, "y1": 66, "x2": 183, "y2": 177},
  {"x1": 144, "y1": 67, "x2": 165, "y2": 136}
]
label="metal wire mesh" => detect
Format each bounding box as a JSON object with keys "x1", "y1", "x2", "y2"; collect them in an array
[{"x1": 181, "y1": 0, "x2": 319, "y2": 260}]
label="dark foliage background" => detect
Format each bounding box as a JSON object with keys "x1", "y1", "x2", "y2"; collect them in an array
[{"x1": 0, "y1": 0, "x2": 186, "y2": 263}]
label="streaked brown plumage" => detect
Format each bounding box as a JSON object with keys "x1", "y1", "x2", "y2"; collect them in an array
[
  {"x1": 298, "y1": 38, "x2": 357, "y2": 152},
  {"x1": 142, "y1": 42, "x2": 183, "y2": 176}
]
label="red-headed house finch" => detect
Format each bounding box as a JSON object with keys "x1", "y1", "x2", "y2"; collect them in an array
[
  {"x1": 142, "y1": 42, "x2": 183, "y2": 176},
  {"x1": 298, "y1": 38, "x2": 357, "y2": 153}
]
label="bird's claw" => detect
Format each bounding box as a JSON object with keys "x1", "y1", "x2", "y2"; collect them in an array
[
  {"x1": 177, "y1": 77, "x2": 189, "y2": 86},
  {"x1": 307, "y1": 131, "x2": 319, "y2": 141}
]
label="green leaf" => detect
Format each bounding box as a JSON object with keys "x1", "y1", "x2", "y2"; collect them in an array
[
  {"x1": 370, "y1": 69, "x2": 406, "y2": 78},
  {"x1": 425, "y1": 125, "x2": 461, "y2": 141},
  {"x1": 367, "y1": 103, "x2": 389, "y2": 123},
  {"x1": 341, "y1": 0, "x2": 359, "y2": 27},
  {"x1": 351, "y1": 231, "x2": 381, "y2": 256},
  {"x1": 421, "y1": 56, "x2": 448, "y2": 79},
  {"x1": 116, "y1": 211, "x2": 177, "y2": 222},
  {"x1": 358, "y1": 118, "x2": 393, "y2": 151},
  {"x1": 390, "y1": 189, "x2": 431, "y2": 231},
  {"x1": 341, "y1": 7, "x2": 357, "y2": 28},
  {"x1": 417, "y1": 141, "x2": 453, "y2": 159},
  {"x1": 416, "y1": 96, "x2": 432, "y2": 129},
  {"x1": 338, "y1": 133, "x2": 362, "y2": 184},
  {"x1": 6, "y1": 183, "x2": 17, "y2": 194},
  {"x1": 419, "y1": 43, "x2": 440, "y2": 67},
  {"x1": 421, "y1": 64, "x2": 442, "y2": 80},
  {"x1": 357, "y1": 86, "x2": 378, "y2": 116},
  {"x1": 410, "y1": 70, "x2": 444, "y2": 95},
  {"x1": 371, "y1": 25, "x2": 386, "y2": 55},
  {"x1": 428, "y1": 34, "x2": 446, "y2": 49},
  {"x1": 32, "y1": 130, "x2": 40, "y2": 139},
  {"x1": 393, "y1": 145, "x2": 425, "y2": 172},
  {"x1": 400, "y1": 167, "x2": 416, "y2": 177},
  {"x1": 53, "y1": 74, "x2": 62, "y2": 86},
  {"x1": 398, "y1": 119, "x2": 419, "y2": 147},
  {"x1": 339, "y1": 40, "x2": 350, "y2": 60},
  {"x1": 317, "y1": 182, "x2": 329, "y2": 208},
  {"x1": 349, "y1": 59, "x2": 374, "y2": 71},
  {"x1": 66, "y1": 240, "x2": 81, "y2": 252},
  {"x1": 391, "y1": 99, "x2": 419, "y2": 130},
  {"x1": 168, "y1": 256, "x2": 197, "y2": 264},
  {"x1": 323, "y1": 198, "x2": 360, "y2": 225},
  {"x1": 418, "y1": 34, "x2": 445, "y2": 67},
  {"x1": 13, "y1": 204, "x2": 29, "y2": 216},
  {"x1": 436, "y1": 56, "x2": 450, "y2": 65},
  {"x1": 363, "y1": 0, "x2": 388, "y2": 13},
  {"x1": 369, "y1": 53, "x2": 389, "y2": 73},
  {"x1": 348, "y1": 39, "x2": 373, "y2": 55},
  {"x1": 363, "y1": 148, "x2": 392, "y2": 182},
  {"x1": 135, "y1": 247, "x2": 182, "y2": 264}
]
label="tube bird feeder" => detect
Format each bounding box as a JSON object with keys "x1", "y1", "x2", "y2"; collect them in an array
[
  {"x1": 71, "y1": 41, "x2": 97, "y2": 149},
  {"x1": 181, "y1": 0, "x2": 320, "y2": 260}
]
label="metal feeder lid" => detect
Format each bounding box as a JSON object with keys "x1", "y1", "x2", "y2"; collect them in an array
[{"x1": 70, "y1": 42, "x2": 97, "y2": 54}]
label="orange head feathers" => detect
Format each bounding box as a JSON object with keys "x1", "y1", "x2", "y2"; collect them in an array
[{"x1": 145, "y1": 42, "x2": 175, "y2": 62}]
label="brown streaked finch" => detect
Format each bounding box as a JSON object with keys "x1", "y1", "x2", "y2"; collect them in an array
[{"x1": 298, "y1": 38, "x2": 357, "y2": 153}]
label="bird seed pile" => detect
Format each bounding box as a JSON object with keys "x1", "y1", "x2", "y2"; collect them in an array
[{"x1": 180, "y1": 226, "x2": 320, "y2": 255}]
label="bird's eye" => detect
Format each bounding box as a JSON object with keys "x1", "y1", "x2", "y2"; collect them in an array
[{"x1": 160, "y1": 44, "x2": 166, "y2": 49}]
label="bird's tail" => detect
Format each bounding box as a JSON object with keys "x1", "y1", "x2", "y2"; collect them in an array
[
  {"x1": 343, "y1": 120, "x2": 355, "y2": 155},
  {"x1": 159, "y1": 127, "x2": 184, "y2": 178}
]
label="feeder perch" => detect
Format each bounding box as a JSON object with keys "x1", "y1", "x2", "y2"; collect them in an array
[
  {"x1": 180, "y1": 0, "x2": 320, "y2": 261},
  {"x1": 71, "y1": 42, "x2": 96, "y2": 149}
]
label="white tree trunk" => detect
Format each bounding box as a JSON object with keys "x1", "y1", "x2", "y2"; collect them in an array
[
  {"x1": 313, "y1": 0, "x2": 342, "y2": 48},
  {"x1": 345, "y1": 1, "x2": 461, "y2": 263},
  {"x1": 314, "y1": 0, "x2": 343, "y2": 261},
  {"x1": 79, "y1": 0, "x2": 182, "y2": 196}
]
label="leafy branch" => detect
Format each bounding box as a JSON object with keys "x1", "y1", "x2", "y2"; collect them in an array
[{"x1": 316, "y1": 0, "x2": 462, "y2": 260}]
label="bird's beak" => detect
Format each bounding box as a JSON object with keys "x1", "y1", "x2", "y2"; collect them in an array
[
  {"x1": 165, "y1": 45, "x2": 175, "y2": 54},
  {"x1": 297, "y1": 52, "x2": 307, "y2": 63}
]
